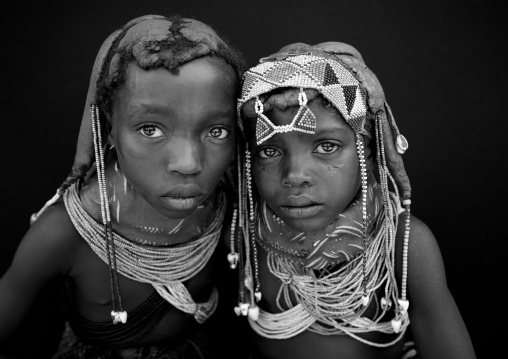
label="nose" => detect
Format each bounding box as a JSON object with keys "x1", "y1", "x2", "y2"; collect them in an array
[
  {"x1": 282, "y1": 153, "x2": 312, "y2": 188},
  {"x1": 166, "y1": 139, "x2": 202, "y2": 175}
]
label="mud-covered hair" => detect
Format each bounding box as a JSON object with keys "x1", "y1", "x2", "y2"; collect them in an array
[{"x1": 96, "y1": 14, "x2": 245, "y2": 119}]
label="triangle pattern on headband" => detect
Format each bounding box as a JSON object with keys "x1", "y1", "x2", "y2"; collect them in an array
[
  {"x1": 305, "y1": 62, "x2": 327, "y2": 83},
  {"x1": 281, "y1": 71, "x2": 317, "y2": 88},
  {"x1": 342, "y1": 85, "x2": 357, "y2": 115},
  {"x1": 265, "y1": 62, "x2": 300, "y2": 83},
  {"x1": 323, "y1": 63, "x2": 340, "y2": 86},
  {"x1": 293, "y1": 105, "x2": 316, "y2": 133},
  {"x1": 256, "y1": 113, "x2": 276, "y2": 144},
  {"x1": 321, "y1": 85, "x2": 348, "y2": 115},
  {"x1": 349, "y1": 87, "x2": 367, "y2": 119}
]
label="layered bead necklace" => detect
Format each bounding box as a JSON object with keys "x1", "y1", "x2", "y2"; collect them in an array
[
  {"x1": 64, "y1": 183, "x2": 225, "y2": 324},
  {"x1": 245, "y1": 176, "x2": 410, "y2": 346},
  {"x1": 250, "y1": 197, "x2": 408, "y2": 346}
]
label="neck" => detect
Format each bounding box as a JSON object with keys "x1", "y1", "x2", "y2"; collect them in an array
[
  {"x1": 80, "y1": 157, "x2": 221, "y2": 246},
  {"x1": 256, "y1": 175, "x2": 383, "y2": 269}
]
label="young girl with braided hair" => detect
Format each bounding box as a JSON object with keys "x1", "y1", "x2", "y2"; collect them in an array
[
  {"x1": 0, "y1": 14, "x2": 244, "y2": 358},
  {"x1": 231, "y1": 42, "x2": 476, "y2": 359}
]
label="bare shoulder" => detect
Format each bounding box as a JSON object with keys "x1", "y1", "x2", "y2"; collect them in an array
[
  {"x1": 395, "y1": 213, "x2": 445, "y2": 277},
  {"x1": 0, "y1": 199, "x2": 82, "y2": 343},
  {"x1": 394, "y1": 212, "x2": 477, "y2": 357},
  {"x1": 9, "y1": 200, "x2": 82, "y2": 277}
]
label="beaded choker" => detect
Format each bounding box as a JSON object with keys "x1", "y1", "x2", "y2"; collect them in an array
[{"x1": 64, "y1": 183, "x2": 225, "y2": 324}]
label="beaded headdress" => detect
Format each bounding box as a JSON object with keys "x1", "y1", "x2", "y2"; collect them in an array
[
  {"x1": 230, "y1": 42, "x2": 412, "y2": 336},
  {"x1": 30, "y1": 14, "x2": 243, "y2": 324}
]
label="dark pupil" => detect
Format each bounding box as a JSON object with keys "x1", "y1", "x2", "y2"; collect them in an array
[
  {"x1": 144, "y1": 126, "x2": 156, "y2": 136},
  {"x1": 266, "y1": 148, "x2": 275, "y2": 156},
  {"x1": 322, "y1": 143, "x2": 333, "y2": 151},
  {"x1": 210, "y1": 128, "x2": 221, "y2": 137}
]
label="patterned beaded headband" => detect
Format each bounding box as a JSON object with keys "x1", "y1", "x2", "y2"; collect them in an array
[{"x1": 238, "y1": 53, "x2": 369, "y2": 144}]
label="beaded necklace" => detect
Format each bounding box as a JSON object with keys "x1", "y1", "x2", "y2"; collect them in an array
[
  {"x1": 248, "y1": 183, "x2": 409, "y2": 346},
  {"x1": 64, "y1": 183, "x2": 225, "y2": 324}
]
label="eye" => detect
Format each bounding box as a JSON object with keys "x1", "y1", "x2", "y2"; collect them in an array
[
  {"x1": 208, "y1": 127, "x2": 230, "y2": 139},
  {"x1": 257, "y1": 147, "x2": 281, "y2": 159},
  {"x1": 138, "y1": 125, "x2": 164, "y2": 138},
  {"x1": 314, "y1": 141, "x2": 340, "y2": 154}
]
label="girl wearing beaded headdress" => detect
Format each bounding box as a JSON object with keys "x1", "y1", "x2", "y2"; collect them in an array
[
  {"x1": 0, "y1": 14, "x2": 245, "y2": 358},
  {"x1": 232, "y1": 42, "x2": 476, "y2": 359}
]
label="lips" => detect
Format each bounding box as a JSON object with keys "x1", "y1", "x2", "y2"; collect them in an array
[
  {"x1": 278, "y1": 196, "x2": 323, "y2": 219},
  {"x1": 161, "y1": 185, "x2": 204, "y2": 211}
]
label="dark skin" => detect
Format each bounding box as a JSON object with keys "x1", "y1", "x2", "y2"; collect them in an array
[
  {"x1": 244, "y1": 98, "x2": 476, "y2": 359},
  {"x1": 0, "y1": 56, "x2": 237, "y2": 350}
]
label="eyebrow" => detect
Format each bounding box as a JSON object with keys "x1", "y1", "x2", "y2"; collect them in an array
[{"x1": 130, "y1": 103, "x2": 234, "y2": 118}]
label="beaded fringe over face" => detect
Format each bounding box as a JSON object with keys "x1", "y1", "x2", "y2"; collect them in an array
[
  {"x1": 253, "y1": 88, "x2": 316, "y2": 145},
  {"x1": 230, "y1": 44, "x2": 412, "y2": 346}
]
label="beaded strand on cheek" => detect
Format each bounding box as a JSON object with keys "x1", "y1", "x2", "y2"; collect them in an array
[
  {"x1": 91, "y1": 104, "x2": 127, "y2": 324},
  {"x1": 355, "y1": 134, "x2": 369, "y2": 306}
]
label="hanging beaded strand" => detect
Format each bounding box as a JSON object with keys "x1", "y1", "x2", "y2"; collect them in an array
[
  {"x1": 234, "y1": 142, "x2": 248, "y2": 316},
  {"x1": 374, "y1": 110, "x2": 410, "y2": 333},
  {"x1": 355, "y1": 133, "x2": 369, "y2": 307},
  {"x1": 375, "y1": 111, "x2": 398, "y2": 317},
  {"x1": 228, "y1": 208, "x2": 238, "y2": 269},
  {"x1": 374, "y1": 115, "x2": 395, "y2": 313},
  {"x1": 386, "y1": 104, "x2": 411, "y2": 320},
  {"x1": 244, "y1": 145, "x2": 261, "y2": 320},
  {"x1": 91, "y1": 104, "x2": 127, "y2": 324},
  {"x1": 228, "y1": 141, "x2": 243, "y2": 271}
]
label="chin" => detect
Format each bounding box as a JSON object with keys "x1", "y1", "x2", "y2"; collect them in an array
[
  {"x1": 280, "y1": 216, "x2": 330, "y2": 234},
  {"x1": 156, "y1": 204, "x2": 198, "y2": 220}
]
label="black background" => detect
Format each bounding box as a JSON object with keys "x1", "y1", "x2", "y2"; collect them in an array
[{"x1": 1, "y1": 0, "x2": 505, "y2": 358}]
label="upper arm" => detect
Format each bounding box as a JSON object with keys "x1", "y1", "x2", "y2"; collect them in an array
[
  {"x1": 396, "y1": 214, "x2": 476, "y2": 359},
  {"x1": 0, "y1": 202, "x2": 77, "y2": 342}
]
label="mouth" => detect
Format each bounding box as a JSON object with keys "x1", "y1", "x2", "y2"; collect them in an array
[
  {"x1": 278, "y1": 196, "x2": 323, "y2": 219},
  {"x1": 161, "y1": 185, "x2": 205, "y2": 211},
  {"x1": 161, "y1": 195, "x2": 205, "y2": 211},
  {"x1": 278, "y1": 204, "x2": 323, "y2": 218}
]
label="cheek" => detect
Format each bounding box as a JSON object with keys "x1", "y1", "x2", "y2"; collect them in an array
[
  {"x1": 252, "y1": 162, "x2": 279, "y2": 196},
  {"x1": 204, "y1": 142, "x2": 235, "y2": 176}
]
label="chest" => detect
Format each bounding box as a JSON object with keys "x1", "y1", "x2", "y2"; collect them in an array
[
  {"x1": 255, "y1": 241, "x2": 397, "y2": 321},
  {"x1": 67, "y1": 233, "x2": 216, "y2": 322}
]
